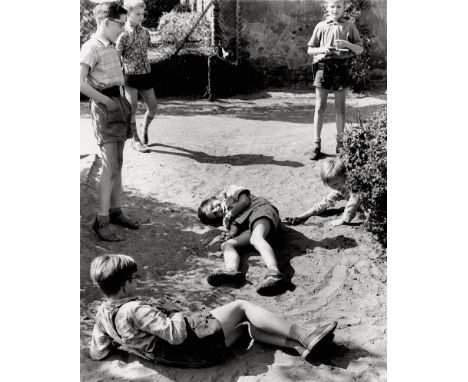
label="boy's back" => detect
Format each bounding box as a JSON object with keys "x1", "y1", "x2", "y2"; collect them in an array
[{"x1": 91, "y1": 297, "x2": 187, "y2": 361}]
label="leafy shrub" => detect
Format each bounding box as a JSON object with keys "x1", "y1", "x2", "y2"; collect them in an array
[
  {"x1": 321, "y1": 0, "x2": 373, "y2": 91},
  {"x1": 80, "y1": 0, "x2": 96, "y2": 47},
  {"x1": 80, "y1": 0, "x2": 179, "y2": 46},
  {"x1": 341, "y1": 106, "x2": 387, "y2": 246}
]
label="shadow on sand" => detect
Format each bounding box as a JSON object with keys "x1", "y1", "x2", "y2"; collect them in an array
[{"x1": 146, "y1": 143, "x2": 305, "y2": 167}]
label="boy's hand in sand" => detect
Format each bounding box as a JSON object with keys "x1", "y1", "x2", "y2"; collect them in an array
[
  {"x1": 285, "y1": 216, "x2": 308, "y2": 226},
  {"x1": 329, "y1": 218, "x2": 346, "y2": 226}
]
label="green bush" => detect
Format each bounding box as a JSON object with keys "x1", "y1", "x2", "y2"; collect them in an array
[
  {"x1": 321, "y1": 0, "x2": 373, "y2": 91},
  {"x1": 341, "y1": 106, "x2": 387, "y2": 247}
]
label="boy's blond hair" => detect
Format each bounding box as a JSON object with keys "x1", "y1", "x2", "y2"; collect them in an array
[
  {"x1": 123, "y1": 0, "x2": 146, "y2": 12},
  {"x1": 90, "y1": 254, "x2": 138, "y2": 296},
  {"x1": 320, "y1": 158, "x2": 346, "y2": 185}
]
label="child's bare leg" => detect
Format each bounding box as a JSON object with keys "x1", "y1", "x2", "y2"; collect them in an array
[
  {"x1": 124, "y1": 86, "x2": 148, "y2": 152},
  {"x1": 211, "y1": 300, "x2": 336, "y2": 352},
  {"x1": 140, "y1": 88, "x2": 157, "y2": 144},
  {"x1": 109, "y1": 140, "x2": 124, "y2": 209},
  {"x1": 311, "y1": 87, "x2": 329, "y2": 159},
  {"x1": 334, "y1": 89, "x2": 347, "y2": 150},
  {"x1": 98, "y1": 142, "x2": 119, "y2": 216},
  {"x1": 124, "y1": 86, "x2": 139, "y2": 125},
  {"x1": 207, "y1": 232, "x2": 250, "y2": 286},
  {"x1": 221, "y1": 234, "x2": 250, "y2": 272},
  {"x1": 249, "y1": 218, "x2": 279, "y2": 272}
]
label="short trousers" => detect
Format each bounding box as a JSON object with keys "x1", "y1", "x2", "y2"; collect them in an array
[
  {"x1": 152, "y1": 310, "x2": 228, "y2": 368},
  {"x1": 313, "y1": 59, "x2": 351, "y2": 91},
  {"x1": 233, "y1": 204, "x2": 281, "y2": 240},
  {"x1": 124, "y1": 72, "x2": 154, "y2": 90},
  {"x1": 90, "y1": 96, "x2": 132, "y2": 145}
]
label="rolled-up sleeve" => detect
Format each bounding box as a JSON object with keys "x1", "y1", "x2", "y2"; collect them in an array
[
  {"x1": 133, "y1": 305, "x2": 187, "y2": 345},
  {"x1": 311, "y1": 190, "x2": 345, "y2": 215}
]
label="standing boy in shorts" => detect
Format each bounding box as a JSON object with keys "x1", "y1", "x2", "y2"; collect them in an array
[
  {"x1": 307, "y1": 0, "x2": 363, "y2": 160},
  {"x1": 80, "y1": 2, "x2": 139, "y2": 242},
  {"x1": 117, "y1": 0, "x2": 157, "y2": 153},
  {"x1": 198, "y1": 185, "x2": 288, "y2": 295}
]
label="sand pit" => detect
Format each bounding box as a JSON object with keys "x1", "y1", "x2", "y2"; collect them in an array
[{"x1": 80, "y1": 89, "x2": 387, "y2": 381}]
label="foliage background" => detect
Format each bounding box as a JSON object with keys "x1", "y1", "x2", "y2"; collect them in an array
[{"x1": 341, "y1": 106, "x2": 387, "y2": 247}]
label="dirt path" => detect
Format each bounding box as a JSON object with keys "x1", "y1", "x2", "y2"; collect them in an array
[{"x1": 80, "y1": 89, "x2": 387, "y2": 382}]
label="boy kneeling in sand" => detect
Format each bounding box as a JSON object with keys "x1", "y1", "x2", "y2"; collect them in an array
[
  {"x1": 198, "y1": 185, "x2": 287, "y2": 295},
  {"x1": 89, "y1": 254, "x2": 337, "y2": 367},
  {"x1": 286, "y1": 158, "x2": 360, "y2": 226}
]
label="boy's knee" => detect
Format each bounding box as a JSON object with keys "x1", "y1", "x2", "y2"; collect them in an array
[
  {"x1": 317, "y1": 102, "x2": 327, "y2": 113},
  {"x1": 147, "y1": 103, "x2": 157, "y2": 117},
  {"x1": 249, "y1": 234, "x2": 265, "y2": 247},
  {"x1": 221, "y1": 239, "x2": 235, "y2": 252}
]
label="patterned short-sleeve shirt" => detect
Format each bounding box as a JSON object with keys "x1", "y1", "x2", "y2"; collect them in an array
[
  {"x1": 116, "y1": 23, "x2": 151, "y2": 74},
  {"x1": 307, "y1": 17, "x2": 362, "y2": 62},
  {"x1": 80, "y1": 35, "x2": 124, "y2": 90}
]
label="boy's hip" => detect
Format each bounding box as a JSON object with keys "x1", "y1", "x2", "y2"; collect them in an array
[
  {"x1": 234, "y1": 203, "x2": 281, "y2": 234},
  {"x1": 152, "y1": 313, "x2": 227, "y2": 368},
  {"x1": 90, "y1": 97, "x2": 132, "y2": 145}
]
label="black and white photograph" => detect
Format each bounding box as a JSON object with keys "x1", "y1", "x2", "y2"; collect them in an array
[{"x1": 78, "y1": 0, "x2": 387, "y2": 380}]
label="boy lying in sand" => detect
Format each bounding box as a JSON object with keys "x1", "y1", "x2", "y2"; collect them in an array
[
  {"x1": 198, "y1": 185, "x2": 287, "y2": 295},
  {"x1": 286, "y1": 158, "x2": 360, "y2": 226},
  {"x1": 89, "y1": 254, "x2": 338, "y2": 367}
]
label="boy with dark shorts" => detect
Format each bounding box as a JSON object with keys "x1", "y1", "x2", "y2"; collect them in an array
[
  {"x1": 90, "y1": 254, "x2": 338, "y2": 367},
  {"x1": 198, "y1": 185, "x2": 287, "y2": 295},
  {"x1": 80, "y1": 2, "x2": 139, "y2": 242},
  {"x1": 307, "y1": 0, "x2": 363, "y2": 160},
  {"x1": 117, "y1": 0, "x2": 157, "y2": 153}
]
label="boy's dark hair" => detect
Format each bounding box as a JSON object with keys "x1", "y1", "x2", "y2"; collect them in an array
[
  {"x1": 93, "y1": 2, "x2": 127, "y2": 24},
  {"x1": 90, "y1": 254, "x2": 137, "y2": 296},
  {"x1": 198, "y1": 197, "x2": 223, "y2": 226}
]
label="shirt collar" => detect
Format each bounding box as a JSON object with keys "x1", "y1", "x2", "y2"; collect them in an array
[
  {"x1": 326, "y1": 16, "x2": 346, "y2": 24},
  {"x1": 125, "y1": 22, "x2": 142, "y2": 32},
  {"x1": 92, "y1": 33, "x2": 113, "y2": 47}
]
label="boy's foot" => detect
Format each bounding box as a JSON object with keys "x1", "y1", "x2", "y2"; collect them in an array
[
  {"x1": 109, "y1": 209, "x2": 140, "y2": 229},
  {"x1": 132, "y1": 140, "x2": 150, "y2": 153},
  {"x1": 302, "y1": 333, "x2": 335, "y2": 361},
  {"x1": 309, "y1": 142, "x2": 321, "y2": 160},
  {"x1": 92, "y1": 218, "x2": 126, "y2": 242},
  {"x1": 256, "y1": 270, "x2": 288, "y2": 295},
  {"x1": 207, "y1": 271, "x2": 245, "y2": 287},
  {"x1": 302, "y1": 321, "x2": 338, "y2": 354}
]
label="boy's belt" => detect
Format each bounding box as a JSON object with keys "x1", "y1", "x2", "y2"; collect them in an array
[{"x1": 100, "y1": 86, "x2": 124, "y2": 97}]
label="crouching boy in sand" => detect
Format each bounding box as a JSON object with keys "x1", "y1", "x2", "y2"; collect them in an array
[
  {"x1": 286, "y1": 158, "x2": 360, "y2": 226},
  {"x1": 80, "y1": 2, "x2": 139, "y2": 242},
  {"x1": 198, "y1": 185, "x2": 287, "y2": 295},
  {"x1": 90, "y1": 254, "x2": 338, "y2": 367}
]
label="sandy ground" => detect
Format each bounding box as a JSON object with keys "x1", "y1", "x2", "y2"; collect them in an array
[{"x1": 80, "y1": 89, "x2": 387, "y2": 382}]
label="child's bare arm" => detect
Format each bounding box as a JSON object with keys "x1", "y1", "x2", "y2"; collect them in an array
[
  {"x1": 334, "y1": 39, "x2": 363, "y2": 55},
  {"x1": 307, "y1": 45, "x2": 336, "y2": 56},
  {"x1": 80, "y1": 64, "x2": 116, "y2": 109},
  {"x1": 223, "y1": 192, "x2": 250, "y2": 229},
  {"x1": 285, "y1": 190, "x2": 344, "y2": 225}
]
